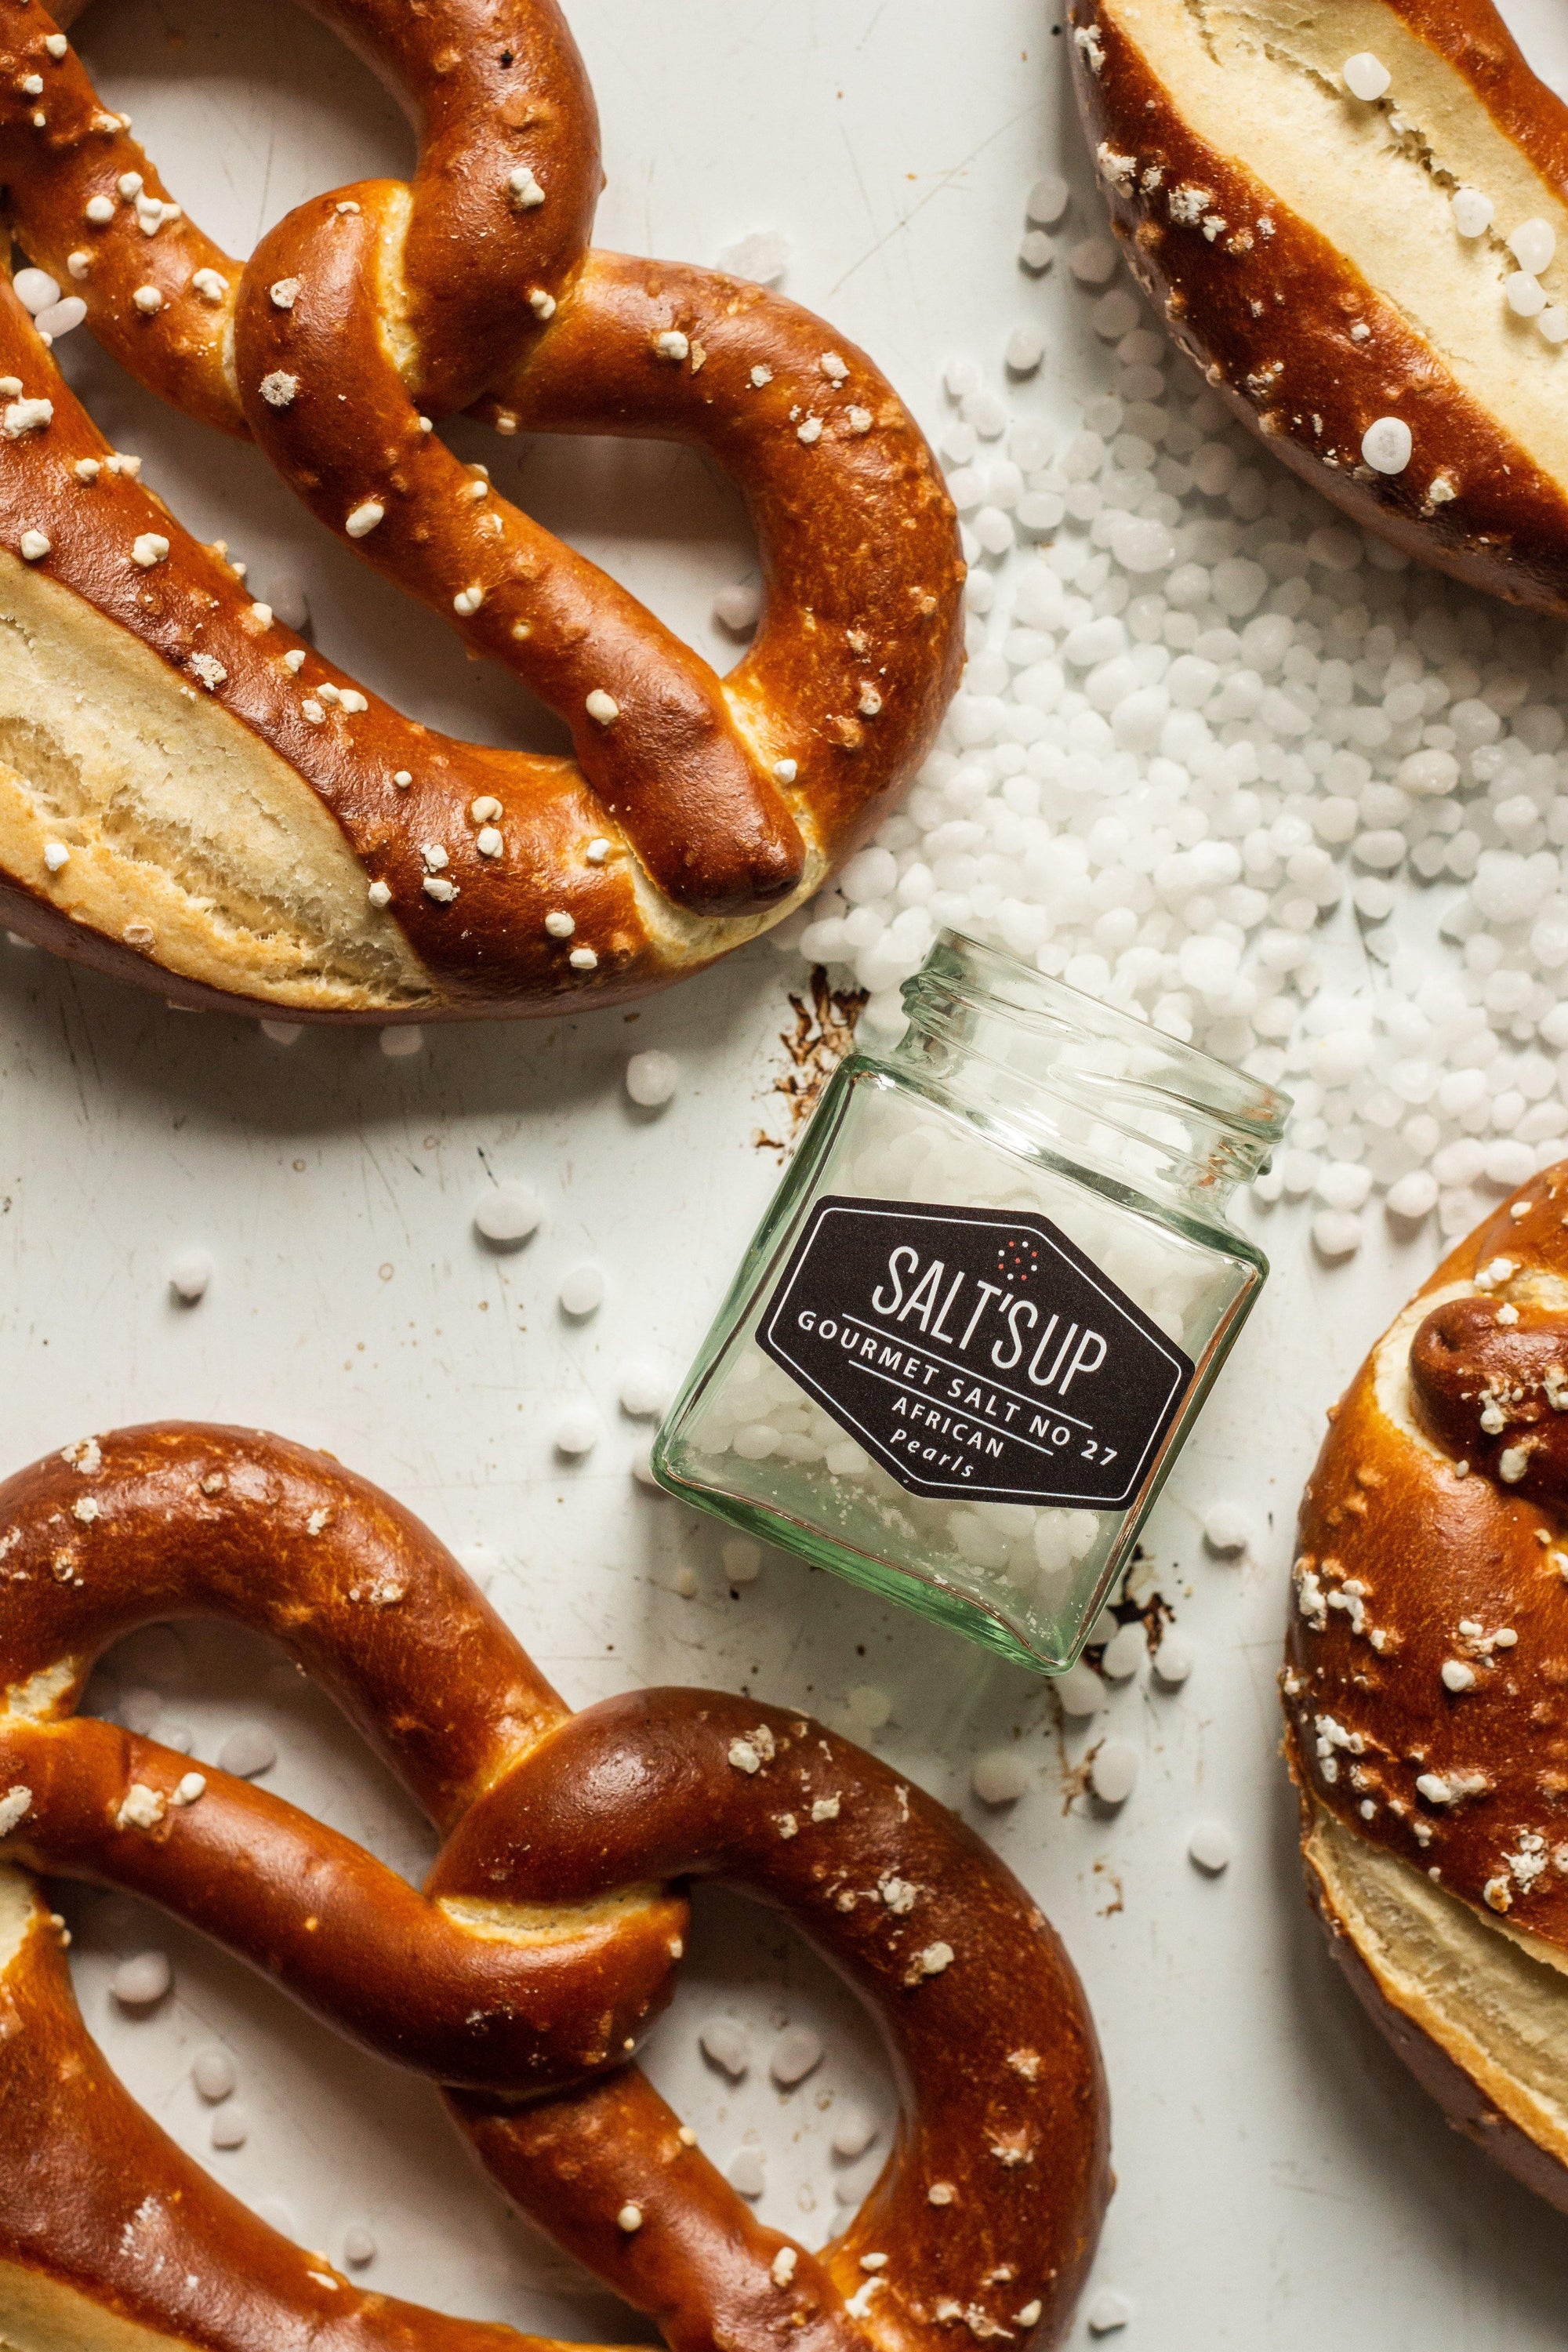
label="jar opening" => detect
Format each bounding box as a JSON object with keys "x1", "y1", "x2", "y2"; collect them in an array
[{"x1": 895, "y1": 931, "x2": 1290, "y2": 1204}]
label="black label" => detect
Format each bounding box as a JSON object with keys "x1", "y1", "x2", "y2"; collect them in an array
[{"x1": 758, "y1": 1196, "x2": 1194, "y2": 1508}]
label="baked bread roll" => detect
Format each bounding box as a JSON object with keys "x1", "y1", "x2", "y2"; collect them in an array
[
  {"x1": 1283, "y1": 1167, "x2": 1568, "y2": 2209},
  {"x1": 0, "y1": 0, "x2": 963, "y2": 1021},
  {"x1": 1067, "y1": 0, "x2": 1568, "y2": 615}
]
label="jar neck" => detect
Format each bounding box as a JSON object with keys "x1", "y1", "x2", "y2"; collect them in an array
[{"x1": 889, "y1": 932, "x2": 1290, "y2": 1218}]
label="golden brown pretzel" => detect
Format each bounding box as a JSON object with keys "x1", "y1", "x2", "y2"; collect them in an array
[
  {"x1": 1283, "y1": 1164, "x2": 1568, "y2": 2212},
  {"x1": 1069, "y1": 0, "x2": 1568, "y2": 615},
  {"x1": 0, "y1": 1423, "x2": 1109, "y2": 2350},
  {"x1": 0, "y1": 0, "x2": 963, "y2": 1019}
]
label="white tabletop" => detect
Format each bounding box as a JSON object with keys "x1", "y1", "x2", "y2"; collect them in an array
[{"x1": 5, "y1": 0, "x2": 1568, "y2": 2343}]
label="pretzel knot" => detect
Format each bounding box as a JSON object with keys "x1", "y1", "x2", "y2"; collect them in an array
[
  {"x1": 0, "y1": 0, "x2": 964, "y2": 1018},
  {"x1": 0, "y1": 1425, "x2": 1109, "y2": 2350}
]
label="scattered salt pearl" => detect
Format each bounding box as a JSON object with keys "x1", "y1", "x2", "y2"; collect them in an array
[
  {"x1": 972, "y1": 1747, "x2": 1029, "y2": 1805},
  {"x1": 1005, "y1": 324, "x2": 1046, "y2": 375},
  {"x1": 1188, "y1": 1820, "x2": 1233, "y2": 1874},
  {"x1": 1055, "y1": 1662, "x2": 1106, "y2": 1719},
  {"x1": 554, "y1": 1406, "x2": 600, "y2": 1457},
  {"x1": 131, "y1": 533, "x2": 169, "y2": 567},
  {"x1": 20, "y1": 531, "x2": 49, "y2": 562},
  {"x1": 630, "y1": 1439, "x2": 659, "y2": 1489},
  {"x1": 1441, "y1": 1658, "x2": 1477, "y2": 1692},
  {"x1": 13, "y1": 268, "x2": 59, "y2": 313},
  {"x1": 111, "y1": 1951, "x2": 171, "y2": 2006},
  {"x1": 193, "y1": 2048, "x2": 236, "y2": 2102},
  {"x1": 721, "y1": 1537, "x2": 761, "y2": 1584},
  {"x1": 626, "y1": 1049, "x2": 680, "y2": 1108},
  {"x1": 1342, "y1": 52, "x2": 1390, "y2": 100},
  {"x1": 713, "y1": 580, "x2": 762, "y2": 633},
  {"x1": 727, "y1": 2148, "x2": 766, "y2": 2198},
  {"x1": 216, "y1": 1726, "x2": 277, "y2": 1779},
  {"x1": 131, "y1": 283, "x2": 163, "y2": 314},
  {"x1": 1361, "y1": 416, "x2": 1412, "y2": 474},
  {"x1": 453, "y1": 586, "x2": 484, "y2": 615},
  {"x1": 1452, "y1": 187, "x2": 1494, "y2": 237},
  {"x1": 345, "y1": 501, "x2": 383, "y2": 538},
  {"x1": 846, "y1": 1682, "x2": 891, "y2": 1733},
  {"x1": 40, "y1": 833, "x2": 67, "y2": 865},
  {"x1": 168, "y1": 1248, "x2": 212, "y2": 1304},
  {"x1": 717, "y1": 229, "x2": 789, "y2": 284},
  {"x1": 1152, "y1": 1628, "x2": 1196, "y2": 1686},
  {"x1": 1541, "y1": 306, "x2": 1568, "y2": 344},
  {"x1": 85, "y1": 194, "x2": 115, "y2": 223},
  {"x1": 342, "y1": 2227, "x2": 376, "y2": 2267},
  {"x1": 558, "y1": 1263, "x2": 605, "y2": 1316},
  {"x1": 1100, "y1": 1622, "x2": 1145, "y2": 1682},
  {"x1": 699, "y1": 2017, "x2": 750, "y2": 2078},
  {"x1": 474, "y1": 1183, "x2": 543, "y2": 1247},
  {"x1": 1312, "y1": 1209, "x2": 1363, "y2": 1258},
  {"x1": 1018, "y1": 229, "x2": 1054, "y2": 272},
  {"x1": 1506, "y1": 272, "x2": 1548, "y2": 318},
  {"x1": 209, "y1": 2106, "x2": 250, "y2": 2151},
  {"x1": 1509, "y1": 219, "x2": 1555, "y2": 275},
  {"x1": 34, "y1": 296, "x2": 85, "y2": 338},
  {"x1": 45, "y1": 34, "x2": 67, "y2": 56},
  {"x1": 1090, "y1": 1739, "x2": 1139, "y2": 1806},
  {"x1": 1026, "y1": 173, "x2": 1070, "y2": 226},
  {"x1": 831, "y1": 2103, "x2": 879, "y2": 2160},
  {"x1": 1387, "y1": 1171, "x2": 1438, "y2": 1221},
  {"x1": 1202, "y1": 1502, "x2": 1252, "y2": 1556},
  {"x1": 380, "y1": 1026, "x2": 422, "y2": 1058},
  {"x1": 619, "y1": 1359, "x2": 673, "y2": 1417},
  {"x1": 1067, "y1": 237, "x2": 1119, "y2": 286},
  {"x1": 770, "y1": 2025, "x2": 823, "y2": 2087},
  {"x1": 1087, "y1": 2286, "x2": 1134, "y2": 2335}
]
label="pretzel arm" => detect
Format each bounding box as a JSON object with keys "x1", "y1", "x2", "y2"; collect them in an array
[
  {"x1": 486, "y1": 253, "x2": 967, "y2": 860},
  {"x1": 0, "y1": 1872, "x2": 593, "y2": 2352},
  {"x1": 435, "y1": 1694, "x2": 1109, "y2": 2351},
  {"x1": 236, "y1": 191, "x2": 805, "y2": 917},
  {"x1": 0, "y1": 1718, "x2": 686, "y2": 2089}
]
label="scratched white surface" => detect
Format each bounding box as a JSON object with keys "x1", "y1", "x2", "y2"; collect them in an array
[{"x1": 3, "y1": 2, "x2": 1568, "y2": 2345}]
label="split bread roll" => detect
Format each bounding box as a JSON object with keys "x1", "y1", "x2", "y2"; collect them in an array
[
  {"x1": 1283, "y1": 1166, "x2": 1568, "y2": 2209},
  {"x1": 1067, "y1": 0, "x2": 1568, "y2": 614}
]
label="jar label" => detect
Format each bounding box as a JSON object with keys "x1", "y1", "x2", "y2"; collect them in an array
[{"x1": 758, "y1": 1196, "x2": 1194, "y2": 1508}]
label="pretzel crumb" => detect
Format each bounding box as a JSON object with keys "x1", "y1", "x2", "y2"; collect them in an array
[
  {"x1": 270, "y1": 278, "x2": 300, "y2": 310},
  {"x1": 117, "y1": 1783, "x2": 166, "y2": 1832}
]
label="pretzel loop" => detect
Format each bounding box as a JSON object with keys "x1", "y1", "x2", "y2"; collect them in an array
[
  {"x1": 0, "y1": 0, "x2": 964, "y2": 1014},
  {"x1": 0, "y1": 1425, "x2": 1109, "y2": 2351}
]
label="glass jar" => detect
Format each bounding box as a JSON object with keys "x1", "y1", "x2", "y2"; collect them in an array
[{"x1": 654, "y1": 931, "x2": 1289, "y2": 1673}]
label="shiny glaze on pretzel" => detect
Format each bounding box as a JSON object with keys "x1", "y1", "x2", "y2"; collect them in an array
[
  {"x1": 0, "y1": 1424, "x2": 1109, "y2": 2350},
  {"x1": 0, "y1": 0, "x2": 963, "y2": 1018}
]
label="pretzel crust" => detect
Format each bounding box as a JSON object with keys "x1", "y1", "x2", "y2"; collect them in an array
[
  {"x1": 1282, "y1": 1165, "x2": 1568, "y2": 2206},
  {"x1": 0, "y1": 0, "x2": 964, "y2": 1018},
  {"x1": 1068, "y1": 0, "x2": 1568, "y2": 613},
  {"x1": 0, "y1": 1425, "x2": 1109, "y2": 2350}
]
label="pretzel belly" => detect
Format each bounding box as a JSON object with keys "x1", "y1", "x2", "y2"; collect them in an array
[{"x1": 1069, "y1": 0, "x2": 1568, "y2": 612}]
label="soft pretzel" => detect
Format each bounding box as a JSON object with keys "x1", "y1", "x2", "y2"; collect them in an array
[
  {"x1": 0, "y1": 0, "x2": 963, "y2": 1021},
  {"x1": 0, "y1": 1423, "x2": 1109, "y2": 2349},
  {"x1": 1068, "y1": 0, "x2": 1568, "y2": 615},
  {"x1": 1282, "y1": 1164, "x2": 1568, "y2": 2211}
]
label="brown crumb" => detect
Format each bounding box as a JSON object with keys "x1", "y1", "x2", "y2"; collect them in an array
[{"x1": 754, "y1": 966, "x2": 868, "y2": 1154}]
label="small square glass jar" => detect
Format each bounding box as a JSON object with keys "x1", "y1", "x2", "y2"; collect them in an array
[{"x1": 654, "y1": 931, "x2": 1289, "y2": 1673}]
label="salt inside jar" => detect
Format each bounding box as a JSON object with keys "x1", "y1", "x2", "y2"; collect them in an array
[{"x1": 655, "y1": 931, "x2": 1288, "y2": 1671}]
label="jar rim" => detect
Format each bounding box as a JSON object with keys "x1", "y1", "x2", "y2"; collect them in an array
[{"x1": 904, "y1": 930, "x2": 1291, "y2": 1145}]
